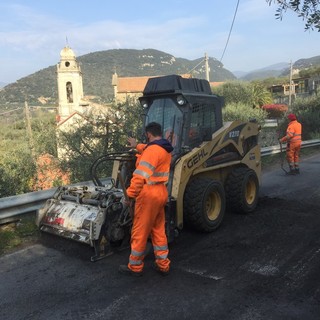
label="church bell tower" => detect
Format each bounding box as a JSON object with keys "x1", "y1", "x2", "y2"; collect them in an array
[{"x1": 57, "y1": 46, "x2": 84, "y2": 121}]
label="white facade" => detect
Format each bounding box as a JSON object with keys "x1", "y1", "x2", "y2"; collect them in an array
[{"x1": 57, "y1": 46, "x2": 87, "y2": 121}]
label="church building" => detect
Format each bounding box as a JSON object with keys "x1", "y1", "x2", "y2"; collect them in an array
[{"x1": 56, "y1": 46, "x2": 90, "y2": 123}]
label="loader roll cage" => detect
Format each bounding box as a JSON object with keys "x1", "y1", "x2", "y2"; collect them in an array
[
  {"x1": 90, "y1": 152, "x2": 136, "y2": 189},
  {"x1": 139, "y1": 75, "x2": 224, "y2": 157}
]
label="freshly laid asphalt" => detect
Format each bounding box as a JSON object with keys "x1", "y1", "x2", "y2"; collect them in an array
[
  {"x1": 260, "y1": 152, "x2": 320, "y2": 202},
  {"x1": 1, "y1": 152, "x2": 320, "y2": 320}
]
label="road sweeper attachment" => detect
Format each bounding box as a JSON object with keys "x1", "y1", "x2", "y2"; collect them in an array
[{"x1": 36, "y1": 152, "x2": 136, "y2": 261}]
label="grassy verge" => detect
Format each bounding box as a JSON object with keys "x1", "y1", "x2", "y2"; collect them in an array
[{"x1": 0, "y1": 214, "x2": 40, "y2": 256}]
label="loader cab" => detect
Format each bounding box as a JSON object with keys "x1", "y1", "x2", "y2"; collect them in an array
[{"x1": 139, "y1": 75, "x2": 224, "y2": 157}]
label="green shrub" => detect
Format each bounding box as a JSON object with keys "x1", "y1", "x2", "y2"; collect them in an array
[
  {"x1": 222, "y1": 102, "x2": 268, "y2": 124},
  {"x1": 214, "y1": 81, "x2": 253, "y2": 106},
  {"x1": 0, "y1": 147, "x2": 36, "y2": 197},
  {"x1": 285, "y1": 96, "x2": 320, "y2": 140},
  {"x1": 213, "y1": 80, "x2": 272, "y2": 108}
]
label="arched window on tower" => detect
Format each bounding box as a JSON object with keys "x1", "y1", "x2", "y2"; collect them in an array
[{"x1": 66, "y1": 82, "x2": 73, "y2": 103}]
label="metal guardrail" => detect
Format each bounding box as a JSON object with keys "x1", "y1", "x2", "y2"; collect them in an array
[
  {"x1": 0, "y1": 139, "x2": 320, "y2": 224},
  {"x1": 261, "y1": 139, "x2": 320, "y2": 156},
  {"x1": 0, "y1": 189, "x2": 57, "y2": 224},
  {"x1": 0, "y1": 180, "x2": 98, "y2": 224}
]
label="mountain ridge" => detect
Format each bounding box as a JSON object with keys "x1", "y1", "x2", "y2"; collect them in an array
[
  {"x1": 237, "y1": 56, "x2": 320, "y2": 80},
  {"x1": 0, "y1": 48, "x2": 235, "y2": 107},
  {"x1": 1, "y1": 49, "x2": 319, "y2": 108}
]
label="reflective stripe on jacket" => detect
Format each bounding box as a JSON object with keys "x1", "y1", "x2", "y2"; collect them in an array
[
  {"x1": 280, "y1": 120, "x2": 302, "y2": 143},
  {"x1": 127, "y1": 144, "x2": 172, "y2": 198}
]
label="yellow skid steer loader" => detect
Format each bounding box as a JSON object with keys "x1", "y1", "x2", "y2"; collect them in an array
[{"x1": 36, "y1": 75, "x2": 261, "y2": 261}]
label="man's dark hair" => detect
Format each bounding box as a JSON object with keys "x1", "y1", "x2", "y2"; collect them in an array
[{"x1": 145, "y1": 122, "x2": 162, "y2": 136}]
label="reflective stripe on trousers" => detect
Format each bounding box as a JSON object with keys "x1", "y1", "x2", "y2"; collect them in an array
[
  {"x1": 286, "y1": 141, "x2": 301, "y2": 169},
  {"x1": 128, "y1": 184, "x2": 170, "y2": 273}
]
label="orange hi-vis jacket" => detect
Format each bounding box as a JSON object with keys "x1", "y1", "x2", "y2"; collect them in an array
[
  {"x1": 127, "y1": 139, "x2": 173, "y2": 198},
  {"x1": 280, "y1": 120, "x2": 302, "y2": 145},
  {"x1": 126, "y1": 138, "x2": 173, "y2": 273}
]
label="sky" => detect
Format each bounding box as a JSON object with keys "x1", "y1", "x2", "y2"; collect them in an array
[{"x1": 0, "y1": 0, "x2": 319, "y2": 84}]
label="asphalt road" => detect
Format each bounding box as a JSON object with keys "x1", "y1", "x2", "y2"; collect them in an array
[{"x1": 1, "y1": 153, "x2": 320, "y2": 320}]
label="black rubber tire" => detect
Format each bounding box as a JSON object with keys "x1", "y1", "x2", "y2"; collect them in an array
[
  {"x1": 183, "y1": 177, "x2": 226, "y2": 232},
  {"x1": 225, "y1": 167, "x2": 259, "y2": 214}
]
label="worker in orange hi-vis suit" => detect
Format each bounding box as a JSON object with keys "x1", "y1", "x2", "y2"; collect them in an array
[
  {"x1": 279, "y1": 113, "x2": 302, "y2": 175},
  {"x1": 119, "y1": 122, "x2": 174, "y2": 277}
]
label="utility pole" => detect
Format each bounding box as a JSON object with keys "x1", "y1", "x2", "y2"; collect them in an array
[
  {"x1": 24, "y1": 100, "x2": 35, "y2": 159},
  {"x1": 288, "y1": 60, "x2": 293, "y2": 108},
  {"x1": 205, "y1": 53, "x2": 210, "y2": 82}
]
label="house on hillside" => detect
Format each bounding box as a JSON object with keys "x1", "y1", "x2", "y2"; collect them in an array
[
  {"x1": 269, "y1": 76, "x2": 320, "y2": 104},
  {"x1": 57, "y1": 111, "x2": 90, "y2": 132},
  {"x1": 111, "y1": 73, "x2": 153, "y2": 103},
  {"x1": 309, "y1": 75, "x2": 320, "y2": 95},
  {"x1": 56, "y1": 111, "x2": 94, "y2": 159}
]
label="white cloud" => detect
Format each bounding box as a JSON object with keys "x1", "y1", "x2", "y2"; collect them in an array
[
  {"x1": 238, "y1": 0, "x2": 274, "y2": 21},
  {"x1": 0, "y1": 0, "x2": 319, "y2": 82}
]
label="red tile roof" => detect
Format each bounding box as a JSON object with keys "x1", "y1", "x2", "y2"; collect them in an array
[
  {"x1": 210, "y1": 81, "x2": 224, "y2": 87},
  {"x1": 116, "y1": 74, "x2": 193, "y2": 93},
  {"x1": 117, "y1": 76, "x2": 152, "y2": 93}
]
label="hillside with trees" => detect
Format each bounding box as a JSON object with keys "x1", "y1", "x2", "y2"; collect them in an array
[
  {"x1": 0, "y1": 48, "x2": 235, "y2": 109},
  {"x1": 2, "y1": 49, "x2": 319, "y2": 109}
]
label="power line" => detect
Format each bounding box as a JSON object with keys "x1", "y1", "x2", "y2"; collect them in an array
[
  {"x1": 0, "y1": 105, "x2": 57, "y2": 117},
  {"x1": 187, "y1": 0, "x2": 240, "y2": 77},
  {"x1": 219, "y1": 0, "x2": 240, "y2": 64},
  {"x1": 0, "y1": 107, "x2": 22, "y2": 116},
  {"x1": 29, "y1": 105, "x2": 58, "y2": 109},
  {"x1": 186, "y1": 58, "x2": 205, "y2": 75}
]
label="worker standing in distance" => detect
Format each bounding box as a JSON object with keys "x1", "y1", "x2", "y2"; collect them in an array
[
  {"x1": 279, "y1": 113, "x2": 302, "y2": 175},
  {"x1": 119, "y1": 122, "x2": 174, "y2": 277}
]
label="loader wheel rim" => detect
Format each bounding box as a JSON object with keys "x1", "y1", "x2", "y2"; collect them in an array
[
  {"x1": 206, "y1": 191, "x2": 222, "y2": 221},
  {"x1": 245, "y1": 178, "x2": 257, "y2": 205}
]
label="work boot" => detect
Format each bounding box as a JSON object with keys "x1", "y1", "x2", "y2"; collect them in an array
[
  {"x1": 287, "y1": 168, "x2": 296, "y2": 175},
  {"x1": 295, "y1": 168, "x2": 300, "y2": 174},
  {"x1": 118, "y1": 265, "x2": 143, "y2": 277},
  {"x1": 153, "y1": 263, "x2": 170, "y2": 276}
]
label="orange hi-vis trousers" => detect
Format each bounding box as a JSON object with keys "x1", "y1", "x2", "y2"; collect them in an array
[
  {"x1": 286, "y1": 141, "x2": 301, "y2": 169},
  {"x1": 128, "y1": 183, "x2": 170, "y2": 273}
]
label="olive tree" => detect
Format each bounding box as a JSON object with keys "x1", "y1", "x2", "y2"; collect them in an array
[
  {"x1": 0, "y1": 147, "x2": 36, "y2": 197},
  {"x1": 58, "y1": 100, "x2": 143, "y2": 183},
  {"x1": 213, "y1": 81, "x2": 254, "y2": 106},
  {"x1": 213, "y1": 81, "x2": 272, "y2": 108},
  {"x1": 267, "y1": 0, "x2": 320, "y2": 31}
]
